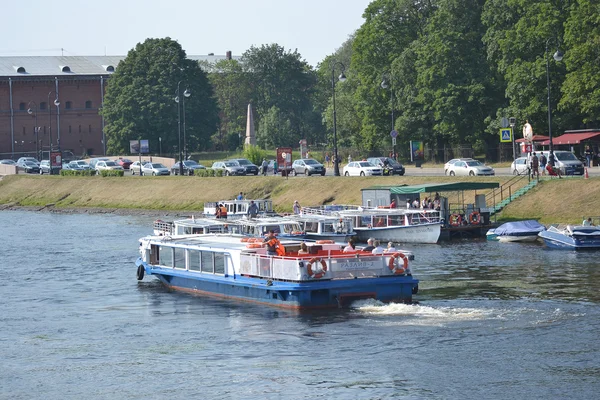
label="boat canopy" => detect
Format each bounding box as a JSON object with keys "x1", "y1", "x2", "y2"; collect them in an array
[
  {"x1": 493, "y1": 220, "x2": 546, "y2": 236},
  {"x1": 370, "y1": 182, "x2": 500, "y2": 194}
]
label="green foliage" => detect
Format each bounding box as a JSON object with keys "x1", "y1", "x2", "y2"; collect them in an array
[
  {"x1": 60, "y1": 169, "x2": 96, "y2": 176},
  {"x1": 98, "y1": 170, "x2": 124, "y2": 177},
  {"x1": 242, "y1": 145, "x2": 268, "y2": 165},
  {"x1": 101, "y1": 37, "x2": 219, "y2": 156}
]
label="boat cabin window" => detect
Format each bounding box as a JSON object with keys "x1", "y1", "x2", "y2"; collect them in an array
[
  {"x1": 159, "y1": 246, "x2": 173, "y2": 267},
  {"x1": 323, "y1": 222, "x2": 335, "y2": 232},
  {"x1": 388, "y1": 215, "x2": 403, "y2": 226},
  {"x1": 189, "y1": 251, "x2": 201, "y2": 271},
  {"x1": 201, "y1": 251, "x2": 214, "y2": 273},
  {"x1": 174, "y1": 248, "x2": 186, "y2": 269},
  {"x1": 263, "y1": 225, "x2": 280, "y2": 234},
  {"x1": 305, "y1": 222, "x2": 318, "y2": 233},
  {"x1": 214, "y1": 253, "x2": 225, "y2": 274}
]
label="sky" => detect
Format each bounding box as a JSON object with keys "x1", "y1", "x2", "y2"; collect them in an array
[{"x1": 2, "y1": 0, "x2": 371, "y2": 67}]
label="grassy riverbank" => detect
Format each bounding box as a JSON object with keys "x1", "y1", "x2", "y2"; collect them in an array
[{"x1": 1, "y1": 174, "x2": 598, "y2": 224}]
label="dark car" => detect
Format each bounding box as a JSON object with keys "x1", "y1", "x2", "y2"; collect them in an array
[
  {"x1": 229, "y1": 158, "x2": 259, "y2": 175},
  {"x1": 171, "y1": 160, "x2": 206, "y2": 175},
  {"x1": 17, "y1": 160, "x2": 40, "y2": 174},
  {"x1": 115, "y1": 158, "x2": 133, "y2": 169},
  {"x1": 366, "y1": 157, "x2": 405, "y2": 176}
]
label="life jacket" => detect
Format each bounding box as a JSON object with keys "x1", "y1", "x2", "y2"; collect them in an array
[{"x1": 219, "y1": 206, "x2": 227, "y2": 217}]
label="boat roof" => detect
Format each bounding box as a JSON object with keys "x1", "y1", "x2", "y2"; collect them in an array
[
  {"x1": 142, "y1": 233, "x2": 303, "y2": 250},
  {"x1": 361, "y1": 182, "x2": 500, "y2": 194}
]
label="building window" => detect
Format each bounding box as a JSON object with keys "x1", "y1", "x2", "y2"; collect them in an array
[
  {"x1": 19, "y1": 102, "x2": 26, "y2": 111},
  {"x1": 65, "y1": 101, "x2": 72, "y2": 110},
  {"x1": 40, "y1": 102, "x2": 47, "y2": 110},
  {"x1": 85, "y1": 101, "x2": 92, "y2": 109}
]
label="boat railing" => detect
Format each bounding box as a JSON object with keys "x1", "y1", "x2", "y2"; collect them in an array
[
  {"x1": 239, "y1": 250, "x2": 403, "y2": 281},
  {"x1": 153, "y1": 220, "x2": 174, "y2": 235}
]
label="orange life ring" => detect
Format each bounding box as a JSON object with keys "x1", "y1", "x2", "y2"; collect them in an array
[
  {"x1": 388, "y1": 252, "x2": 408, "y2": 275},
  {"x1": 247, "y1": 237, "x2": 259, "y2": 243},
  {"x1": 307, "y1": 257, "x2": 328, "y2": 279},
  {"x1": 316, "y1": 240, "x2": 334, "y2": 244},
  {"x1": 449, "y1": 214, "x2": 462, "y2": 227},
  {"x1": 246, "y1": 243, "x2": 263, "y2": 249},
  {"x1": 240, "y1": 237, "x2": 250, "y2": 243},
  {"x1": 291, "y1": 231, "x2": 303, "y2": 235},
  {"x1": 469, "y1": 211, "x2": 481, "y2": 225}
]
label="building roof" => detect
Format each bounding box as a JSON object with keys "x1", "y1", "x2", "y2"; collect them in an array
[
  {"x1": 539, "y1": 131, "x2": 600, "y2": 145},
  {"x1": 515, "y1": 135, "x2": 549, "y2": 143},
  {"x1": 0, "y1": 55, "x2": 239, "y2": 77},
  {"x1": 362, "y1": 182, "x2": 500, "y2": 194}
]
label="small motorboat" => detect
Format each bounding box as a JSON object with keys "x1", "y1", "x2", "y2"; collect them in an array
[
  {"x1": 486, "y1": 220, "x2": 546, "y2": 242},
  {"x1": 538, "y1": 224, "x2": 600, "y2": 250}
]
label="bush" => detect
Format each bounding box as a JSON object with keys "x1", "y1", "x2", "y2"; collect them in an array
[
  {"x1": 243, "y1": 145, "x2": 268, "y2": 166},
  {"x1": 99, "y1": 170, "x2": 124, "y2": 177},
  {"x1": 60, "y1": 169, "x2": 96, "y2": 176}
]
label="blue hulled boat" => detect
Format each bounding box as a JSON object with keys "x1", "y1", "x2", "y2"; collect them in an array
[
  {"x1": 486, "y1": 220, "x2": 546, "y2": 242},
  {"x1": 538, "y1": 225, "x2": 600, "y2": 249},
  {"x1": 135, "y1": 234, "x2": 418, "y2": 309}
]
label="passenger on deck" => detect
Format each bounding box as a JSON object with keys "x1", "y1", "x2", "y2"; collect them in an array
[
  {"x1": 247, "y1": 200, "x2": 259, "y2": 219},
  {"x1": 263, "y1": 230, "x2": 281, "y2": 256},
  {"x1": 582, "y1": 218, "x2": 594, "y2": 226},
  {"x1": 363, "y1": 238, "x2": 375, "y2": 252},
  {"x1": 384, "y1": 242, "x2": 397, "y2": 253},
  {"x1": 298, "y1": 242, "x2": 309, "y2": 255},
  {"x1": 390, "y1": 199, "x2": 397, "y2": 209},
  {"x1": 343, "y1": 240, "x2": 356, "y2": 253},
  {"x1": 371, "y1": 240, "x2": 384, "y2": 255}
]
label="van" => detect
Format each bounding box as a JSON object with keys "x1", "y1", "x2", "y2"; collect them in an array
[{"x1": 539, "y1": 150, "x2": 584, "y2": 175}]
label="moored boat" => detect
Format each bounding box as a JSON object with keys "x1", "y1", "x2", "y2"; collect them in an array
[
  {"x1": 538, "y1": 224, "x2": 600, "y2": 250},
  {"x1": 135, "y1": 234, "x2": 419, "y2": 309},
  {"x1": 290, "y1": 213, "x2": 356, "y2": 242},
  {"x1": 486, "y1": 220, "x2": 546, "y2": 242}
]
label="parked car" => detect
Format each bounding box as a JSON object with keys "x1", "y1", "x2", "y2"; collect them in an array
[
  {"x1": 95, "y1": 160, "x2": 124, "y2": 172},
  {"x1": 292, "y1": 159, "x2": 326, "y2": 176},
  {"x1": 142, "y1": 162, "x2": 170, "y2": 176},
  {"x1": 211, "y1": 161, "x2": 246, "y2": 176},
  {"x1": 366, "y1": 157, "x2": 405, "y2": 175},
  {"x1": 511, "y1": 157, "x2": 530, "y2": 175},
  {"x1": 229, "y1": 158, "x2": 259, "y2": 175},
  {"x1": 444, "y1": 158, "x2": 475, "y2": 175},
  {"x1": 171, "y1": 160, "x2": 206, "y2": 175},
  {"x1": 343, "y1": 161, "x2": 383, "y2": 176},
  {"x1": 115, "y1": 158, "x2": 133, "y2": 169},
  {"x1": 0, "y1": 159, "x2": 16, "y2": 165},
  {"x1": 89, "y1": 157, "x2": 111, "y2": 170},
  {"x1": 39, "y1": 160, "x2": 61, "y2": 174},
  {"x1": 446, "y1": 159, "x2": 495, "y2": 176},
  {"x1": 71, "y1": 160, "x2": 93, "y2": 171},
  {"x1": 16, "y1": 160, "x2": 40, "y2": 174},
  {"x1": 17, "y1": 157, "x2": 40, "y2": 166},
  {"x1": 538, "y1": 150, "x2": 584, "y2": 175},
  {"x1": 63, "y1": 161, "x2": 86, "y2": 171},
  {"x1": 130, "y1": 160, "x2": 150, "y2": 175}
]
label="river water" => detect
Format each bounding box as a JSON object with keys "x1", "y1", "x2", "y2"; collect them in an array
[{"x1": 1, "y1": 210, "x2": 599, "y2": 400}]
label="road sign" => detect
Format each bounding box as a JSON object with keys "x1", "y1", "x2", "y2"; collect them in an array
[
  {"x1": 392, "y1": 137, "x2": 396, "y2": 146},
  {"x1": 390, "y1": 130, "x2": 398, "y2": 138},
  {"x1": 501, "y1": 117, "x2": 509, "y2": 128},
  {"x1": 500, "y1": 128, "x2": 512, "y2": 143}
]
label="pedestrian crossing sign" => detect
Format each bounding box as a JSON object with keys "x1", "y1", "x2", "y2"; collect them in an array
[{"x1": 500, "y1": 128, "x2": 512, "y2": 143}]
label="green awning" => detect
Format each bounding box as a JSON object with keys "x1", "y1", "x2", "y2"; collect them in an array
[{"x1": 386, "y1": 182, "x2": 499, "y2": 194}]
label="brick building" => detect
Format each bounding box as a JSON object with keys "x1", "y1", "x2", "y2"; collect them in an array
[{"x1": 0, "y1": 53, "x2": 234, "y2": 160}]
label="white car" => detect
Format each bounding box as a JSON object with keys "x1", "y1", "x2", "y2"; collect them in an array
[
  {"x1": 343, "y1": 161, "x2": 382, "y2": 176},
  {"x1": 141, "y1": 162, "x2": 170, "y2": 176},
  {"x1": 95, "y1": 160, "x2": 124, "y2": 172},
  {"x1": 511, "y1": 157, "x2": 530, "y2": 175},
  {"x1": 72, "y1": 160, "x2": 93, "y2": 170},
  {"x1": 130, "y1": 161, "x2": 150, "y2": 175},
  {"x1": 444, "y1": 158, "x2": 474, "y2": 175},
  {"x1": 446, "y1": 159, "x2": 495, "y2": 176}
]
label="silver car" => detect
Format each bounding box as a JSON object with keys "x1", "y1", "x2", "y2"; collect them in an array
[
  {"x1": 141, "y1": 162, "x2": 170, "y2": 176},
  {"x1": 211, "y1": 161, "x2": 246, "y2": 176},
  {"x1": 510, "y1": 157, "x2": 530, "y2": 175},
  {"x1": 446, "y1": 160, "x2": 495, "y2": 176},
  {"x1": 292, "y1": 159, "x2": 326, "y2": 176}
]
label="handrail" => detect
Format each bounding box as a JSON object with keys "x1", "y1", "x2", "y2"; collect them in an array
[{"x1": 485, "y1": 173, "x2": 534, "y2": 209}]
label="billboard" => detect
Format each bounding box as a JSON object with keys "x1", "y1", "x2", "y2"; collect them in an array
[
  {"x1": 410, "y1": 141, "x2": 424, "y2": 162},
  {"x1": 130, "y1": 139, "x2": 150, "y2": 154}
]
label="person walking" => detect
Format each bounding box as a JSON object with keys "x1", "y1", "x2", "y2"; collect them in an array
[
  {"x1": 539, "y1": 153, "x2": 547, "y2": 176},
  {"x1": 261, "y1": 158, "x2": 268, "y2": 176},
  {"x1": 531, "y1": 152, "x2": 539, "y2": 178}
]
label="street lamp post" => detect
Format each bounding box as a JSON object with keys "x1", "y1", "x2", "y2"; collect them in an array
[
  {"x1": 47, "y1": 91, "x2": 60, "y2": 175},
  {"x1": 331, "y1": 61, "x2": 347, "y2": 176},
  {"x1": 509, "y1": 117, "x2": 516, "y2": 161},
  {"x1": 381, "y1": 75, "x2": 395, "y2": 158},
  {"x1": 182, "y1": 87, "x2": 191, "y2": 160},
  {"x1": 27, "y1": 101, "x2": 39, "y2": 160},
  {"x1": 174, "y1": 81, "x2": 184, "y2": 176},
  {"x1": 159, "y1": 137, "x2": 162, "y2": 156},
  {"x1": 545, "y1": 39, "x2": 564, "y2": 154}
]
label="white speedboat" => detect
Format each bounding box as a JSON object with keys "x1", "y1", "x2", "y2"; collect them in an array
[{"x1": 486, "y1": 220, "x2": 546, "y2": 242}]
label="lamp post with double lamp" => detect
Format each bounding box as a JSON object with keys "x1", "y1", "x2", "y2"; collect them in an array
[
  {"x1": 545, "y1": 39, "x2": 564, "y2": 154},
  {"x1": 47, "y1": 91, "x2": 60, "y2": 175},
  {"x1": 331, "y1": 61, "x2": 347, "y2": 176},
  {"x1": 27, "y1": 101, "x2": 40, "y2": 160},
  {"x1": 381, "y1": 74, "x2": 395, "y2": 158},
  {"x1": 174, "y1": 82, "x2": 191, "y2": 175},
  {"x1": 182, "y1": 87, "x2": 191, "y2": 160}
]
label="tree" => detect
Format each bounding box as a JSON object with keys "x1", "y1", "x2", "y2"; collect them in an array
[
  {"x1": 241, "y1": 44, "x2": 320, "y2": 147},
  {"x1": 102, "y1": 37, "x2": 219, "y2": 155}
]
